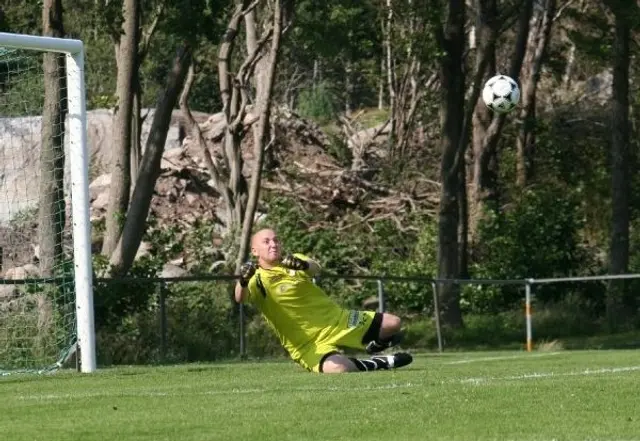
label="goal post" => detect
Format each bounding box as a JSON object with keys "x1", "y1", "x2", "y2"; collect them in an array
[{"x1": 0, "y1": 32, "x2": 95, "y2": 373}]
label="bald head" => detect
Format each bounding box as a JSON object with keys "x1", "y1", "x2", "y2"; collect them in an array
[
  {"x1": 251, "y1": 228, "x2": 281, "y2": 267},
  {"x1": 252, "y1": 228, "x2": 276, "y2": 247}
]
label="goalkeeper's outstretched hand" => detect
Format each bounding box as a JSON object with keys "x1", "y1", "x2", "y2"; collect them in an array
[
  {"x1": 239, "y1": 261, "x2": 257, "y2": 287},
  {"x1": 281, "y1": 254, "x2": 309, "y2": 271}
]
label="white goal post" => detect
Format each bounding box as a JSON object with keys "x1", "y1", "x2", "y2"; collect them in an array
[{"x1": 0, "y1": 32, "x2": 96, "y2": 373}]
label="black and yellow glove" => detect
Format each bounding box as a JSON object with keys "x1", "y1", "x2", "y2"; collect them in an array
[
  {"x1": 281, "y1": 254, "x2": 309, "y2": 271},
  {"x1": 239, "y1": 261, "x2": 257, "y2": 287}
]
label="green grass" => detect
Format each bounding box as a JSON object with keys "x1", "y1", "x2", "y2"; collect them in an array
[{"x1": 2, "y1": 350, "x2": 640, "y2": 440}]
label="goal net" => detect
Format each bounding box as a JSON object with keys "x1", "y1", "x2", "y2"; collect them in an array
[{"x1": 0, "y1": 33, "x2": 95, "y2": 374}]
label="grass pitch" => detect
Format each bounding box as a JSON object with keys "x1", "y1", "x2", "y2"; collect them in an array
[{"x1": 2, "y1": 350, "x2": 639, "y2": 441}]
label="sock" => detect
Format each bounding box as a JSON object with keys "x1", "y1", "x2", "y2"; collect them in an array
[
  {"x1": 348, "y1": 356, "x2": 391, "y2": 371},
  {"x1": 367, "y1": 331, "x2": 403, "y2": 348}
]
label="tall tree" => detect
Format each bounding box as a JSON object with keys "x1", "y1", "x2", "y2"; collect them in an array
[
  {"x1": 469, "y1": 0, "x2": 533, "y2": 236},
  {"x1": 605, "y1": 0, "x2": 632, "y2": 329},
  {"x1": 38, "y1": 0, "x2": 66, "y2": 276},
  {"x1": 109, "y1": 45, "x2": 192, "y2": 275},
  {"x1": 433, "y1": 0, "x2": 466, "y2": 328},
  {"x1": 130, "y1": 1, "x2": 166, "y2": 185},
  {"x1": 237, "y1": 0, "x2": 290, "y2": 273},
  {"x1": 383, "y1": 0, "x2": 431, "y2": 160},
  {"x1": 469, "y1": 0, "x2": 497, "y2": 238},
  {"x1": 516, "y1": 0, "x2": 556, "y2": 186},
  {"x1": 102, "y1": 0, "x2": 140, "y2": 255},
  {"x1": 179, "y1": 0, "x2": 292, "y2": 272}
]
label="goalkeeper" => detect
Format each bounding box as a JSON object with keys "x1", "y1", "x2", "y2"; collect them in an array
[{"x1": 235, "y1": 228, "x2": 412, "y2": 373}]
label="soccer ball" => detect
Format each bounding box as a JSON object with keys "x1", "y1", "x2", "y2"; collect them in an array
[{"x1": 482, "y1": 74, "x2": 520, "y2": 114}]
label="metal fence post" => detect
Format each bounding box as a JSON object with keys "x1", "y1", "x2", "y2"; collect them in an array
[
  {"x1": 525, "y1": 279, "x2": 533, "y2": 352},
  {"x1": 431, "y1": 281, "x2": 443, "y2": 353},
  {"x1": 159, "y1": 281, "x2": 168, "y2": 363},
  {"x1": 377, "y1": 279, "x2": 385, "y2": 313},
  {"x1": 239, "y1": 302, "x2": 246, "y2": 359}
]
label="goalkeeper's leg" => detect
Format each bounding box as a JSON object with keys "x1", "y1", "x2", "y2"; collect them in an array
[
  {"x1": 320, "y1": 352, "x2": 413, "y2": 373},
  {"x1": 362, "y1": 312, "x2": 405, "y2": 354}
]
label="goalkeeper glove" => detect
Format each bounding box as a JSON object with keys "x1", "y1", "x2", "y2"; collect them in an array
[
  {"x1": 281, "y1": 254, "x2": 309, "y2": 271},
  {"x1": 239, "y1": 261, "x2": 257, "y2": 287}
]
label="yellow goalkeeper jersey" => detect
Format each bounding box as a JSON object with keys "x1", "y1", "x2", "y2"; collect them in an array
[{"x1": 245, "y1": 254, "x2": 346, "y2": 356}]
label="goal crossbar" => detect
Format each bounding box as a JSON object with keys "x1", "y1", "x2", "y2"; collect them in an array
[{"x1": 0, "y1": 32, "x2": 96, "y2": 373}]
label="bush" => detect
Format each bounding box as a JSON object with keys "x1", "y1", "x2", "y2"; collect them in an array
[
  {"x1": 296, "y1": 81, "x2": 338, "y2": 123},
  {"x1": 470, "y1": 183, "x2": 595, "y2": 312},
  {"x1": 92, "y1": 255, "x2": 162, "y2": 329},
  {"x1": 245, "y1": 315, "x2": 286, "y2": 358},
  {"x1": 163, "y1": 281, "x2": 239, "y2": 363}
]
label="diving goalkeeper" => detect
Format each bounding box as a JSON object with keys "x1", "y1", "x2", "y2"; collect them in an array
[{"x1": 234, "y1": 228, "x2": 413, "y2": 373}]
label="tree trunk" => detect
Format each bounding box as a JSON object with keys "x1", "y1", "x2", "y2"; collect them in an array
[
  {"x1": 130, "y1": 75, "x2": 142, "y2": 187},
  {"x1": 469, "y1": 0, "x2": 497, "y2": 238},
  {"x1": 218, "y1": 0, "x2": 254, "y2": 230},
  {"x1": 384, "y1": 0, "x2": 396, "y2": 151},
  {"x1": 102, "y1": 0, "x2": 139, "y2": 255},
  {"x1": 435, "y1": 0, "x2": 465, "y2": 329},
  {"x1": 458, "y1": 162, "x2": 469, "y2": 279},
  {"x1": 244, "y1": 6, "x2": 269, "y2": 111},
  {"x1": 473, "y1": 0, "x2": 533, "y2": 206},
  {"x1": 516, "y1": 0, "x2": 556, "y2": 187},
  {"x1": 236, "y1": 0, "x2": 286, "y2": 273},
  {"x1": 561, "y1": 41, "x2": 575, "y2": 90},
  {"x1": 344, "y1": 60, "x2": 353, "y2": 116},
  {"x1": 378, "y1": 55, "x2": 385, "y2": 109},
  {"x1": 606, "y1": 2, "x2": 631, "y2": 329},
  {"x1": 179, "y1": 62, "x2": 234, "y2": 219},
  {"x1": 38, "y1": 0, "x2": 66, "y2": 277},
  {"x1": 109, "y1": 45, "x2": 192, "y2": 275},
  {"x1": 312, "y1": 58, "x2": 320, "y2": 87}
]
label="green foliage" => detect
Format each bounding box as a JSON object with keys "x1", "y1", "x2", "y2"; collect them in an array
[
  {"x1": 324, "y1": 132, "x2": 353, "y2": 167},
  {"x1": 0, "y1": 258, "x2": 76, "y2": 370},
  {"x1": 245, "y1": 315, "x2": 285, "y2": 358},
  {"x1": 92, "y1": 254, "x2": 162, "y2": 329},
  {"x1": 143, "y1": 215, "x2": 225, "y2": 275},
  {"x1": 162, "y1": 281, "x2": 238, "y2": 362},
  {"x1": 0, "y1": 291, "x2": 72, "y2": 370},
  {"x1": 296, "y1": 81, "x2": 338, "y2": 123},
  {"x1": 368, "y1": 219, "x2": 438, "y2": 313},
  {"x1": 0, "y1": 2, "x2": 41, "y2": 34},
  {"x1": 0, "y1": 50, "x2": 44, "y2": 117},
  {"x1": 470, "y1": 184, "x2": 593, "y2": 311},
  {"x1": 403, "y1": 295, "x2": 611, "y2": 351}
]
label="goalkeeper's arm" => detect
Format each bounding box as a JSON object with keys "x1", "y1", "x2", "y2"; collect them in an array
[
  {"x1": 305, "y1": 258, "x2": 322, "y2": 277},
  {"x1": 235, "y1": 261, "x2": 256, "y2": 303},
  {"x1": 234, "y1": 283, "x2": 249, "y2": 303},
  {"x1": 282, "y1": 254, "x2": 322, "y2": 277}
]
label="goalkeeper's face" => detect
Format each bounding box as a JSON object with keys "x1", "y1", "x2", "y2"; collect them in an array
[{"x1": 251, "y1": 229, "x2": 282, "y2": 266}]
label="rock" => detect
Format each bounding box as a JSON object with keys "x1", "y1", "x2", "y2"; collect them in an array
[
  {"x1": 161, "y1": 263, "x2": 187, "y2": 278},
  {"x1": 91, "y1": 191, "x2": 110, "y2": 211},
  {"x1": 169, "y1": 257, "x2": 184, "y2": 266},
  {"x1": 0, "y1": 285, "x2": 17, "y2": 300},
  {"x1": 135, "y1": 242, "x2": 152, "y2": 260},
  {"x1": 185, "y1": 192, "x2": 198, "y2": 205},
  {"x1": 89, "y1": 173, "x2": 111, "y2": 194},
  {"x1": 362, "y1": 295, "x2": 379, "y2": 311},
  {"x1": 4, "y1": 263, "x2": 40, "y2": 280}
]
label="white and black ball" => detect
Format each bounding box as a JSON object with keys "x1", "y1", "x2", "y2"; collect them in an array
[{"x1": 482, "y1": 75, "x2": 520, "y2": 114}]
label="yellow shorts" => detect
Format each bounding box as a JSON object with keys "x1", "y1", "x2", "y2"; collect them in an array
[{"x1": 294, "y1": 310, "x2": 382, "y2": 373}]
